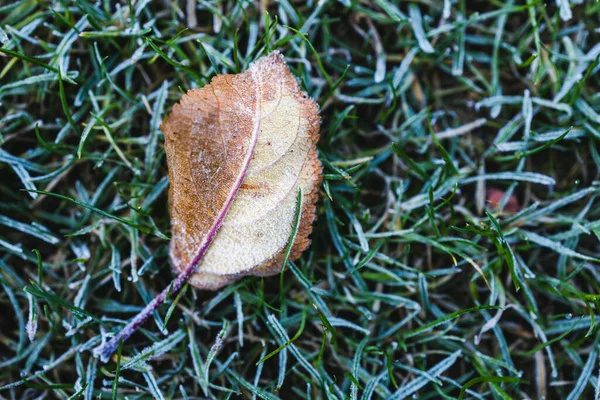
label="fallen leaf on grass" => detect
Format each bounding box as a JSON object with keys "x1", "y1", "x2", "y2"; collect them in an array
[
  {"x1": 95, "y1": 52, "x2": 321, "y2": 361},
  {"x1": 162, "y1": 51, "x2": 322, "y2": 289}
]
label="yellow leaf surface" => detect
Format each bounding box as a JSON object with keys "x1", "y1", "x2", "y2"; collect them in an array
[{"x1": 161, "y1": 52, "x2": 322, "y2": 289}]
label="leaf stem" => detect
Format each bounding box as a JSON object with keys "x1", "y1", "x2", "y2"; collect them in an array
[{"x1": 93, "y1": 252, "x2": 201, "y2": 363}]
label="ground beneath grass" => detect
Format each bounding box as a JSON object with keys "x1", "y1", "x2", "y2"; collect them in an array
[{"x1": 1, "y1": 1, "x2": 600, "y2": 399}]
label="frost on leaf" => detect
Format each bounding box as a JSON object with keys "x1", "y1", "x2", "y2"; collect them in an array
[{"x1": 161, "y1": 52, "x2": 322, "y2": 289}]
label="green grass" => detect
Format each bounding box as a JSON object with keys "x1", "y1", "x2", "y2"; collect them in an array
[{"x1": 1, "y1": 0, "x2": 600, "y2": 398}]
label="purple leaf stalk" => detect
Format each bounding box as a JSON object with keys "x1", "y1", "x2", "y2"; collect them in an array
[{"x1": 93, "y1": 249, "x2": 200, "y2": 363}]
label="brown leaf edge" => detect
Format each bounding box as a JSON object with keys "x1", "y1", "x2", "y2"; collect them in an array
[{"x1": 93, "y1": 52, "x2": 321, "y2": 362}]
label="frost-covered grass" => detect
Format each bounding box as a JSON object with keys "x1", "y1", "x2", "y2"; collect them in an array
[{"x1": 1, "y1": 1, "x2": 600, "y2": 398}]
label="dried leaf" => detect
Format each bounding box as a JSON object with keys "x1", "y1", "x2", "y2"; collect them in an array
[
  {"x1": 161, "y1": 52, "x2": 322, "y2": 289},
  {"x1": 94, "y1": 53, "x2": 321, "y2": 362}
]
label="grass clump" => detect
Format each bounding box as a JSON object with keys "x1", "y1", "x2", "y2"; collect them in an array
[{"x1": 1, "y1": 0, "x2": 600, "y2": 398}]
